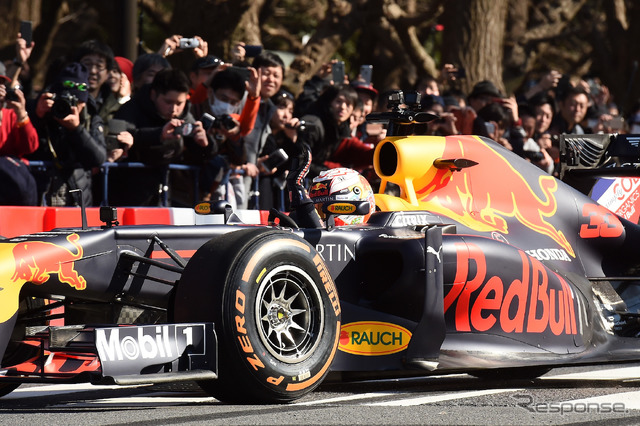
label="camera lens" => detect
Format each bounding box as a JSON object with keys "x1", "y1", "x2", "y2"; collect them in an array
[{"x1": 52, "y1": 99, "x2": 72, "y2": 119}]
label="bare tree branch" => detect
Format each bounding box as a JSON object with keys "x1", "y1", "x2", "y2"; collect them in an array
[{"x1": 140, "y1": 0, "x2": 171, "y2": 32}]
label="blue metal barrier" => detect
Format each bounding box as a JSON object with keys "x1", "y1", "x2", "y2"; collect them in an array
[
  {"x1": 100, "y1": 162, "x2": 200, "y2": 207},
  {"x1": 28, "y1": 161, "x2": 200, "y2": 207}
]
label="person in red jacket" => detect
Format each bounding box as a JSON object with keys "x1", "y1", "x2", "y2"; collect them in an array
[
  {"x1": 0, "y1": 62, "x2": 39, "y2": 205},
  {"x1": 0, "y1": 64, "x2": 38, "y2": 158}
]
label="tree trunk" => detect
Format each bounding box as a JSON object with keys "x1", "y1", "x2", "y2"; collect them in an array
[
  {"x1": 285, "y1": 0, "x2": 372, "y2": 93},
  {"x1": 441, "y1": 0, "x2": 508, "y2": 94},
  {"x1": 170, "y1": 0, "x2": 251, "y2": 60}
]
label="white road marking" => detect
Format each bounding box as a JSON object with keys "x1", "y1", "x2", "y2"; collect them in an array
[
  {"x1": 544, "y1": 365, "x2": 640, "y2": 381},
  {"x1": 293, "y1": 392, "x2": 397, "y2": 406},
  {"x1": 366, "y1": 388, "x2": 520, "y2": 407},
  {"x1": 58, "y1": 394, "x2": 216, "y2": 407}
]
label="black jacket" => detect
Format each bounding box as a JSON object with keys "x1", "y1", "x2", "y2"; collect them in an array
[
  {"x1": 299, "y1": 103, "x2": 352, "y2": 179},
  {"x1": 114, "y1": 84, "x2": 196, "y2": 165},
  {"x1": 28, "y1": 95, "x2": 106, "y2": 206},
  {"x1": 110, "y1": 85, "x2": 200, "y2": 206}
]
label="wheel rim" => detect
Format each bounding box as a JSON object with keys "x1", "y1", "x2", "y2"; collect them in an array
[{"x1": 255, "y1": 264, "x2": 325, "y2": 363}]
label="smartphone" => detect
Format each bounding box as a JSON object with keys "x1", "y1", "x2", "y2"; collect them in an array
[
  {"x1": 244, "y1": 45, "x2": 263, "y2": 57},
  {"x1": 20, "y1": 20, "x2": 32, "y2": 45},
  {"x1": 332, "y1": 61, "x2": 345, "y2": 84},
  {"x1": 484, "y1": 122, "x2": 495, "y2": 135},
  {"x1": 359, "y1": 65, "x2": 373, "y2": 85},
  {"x1": 262, "y1": 148, "x2": 289, "y2": 170},
  {"x1": 179, "y1": 37, "x2": 200, "y2": 49},
  {"x1": 605, "y1": 116, "x2": 624, "y2": 131}
]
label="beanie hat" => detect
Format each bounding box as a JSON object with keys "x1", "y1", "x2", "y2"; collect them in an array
[
  {"x1": 114, "y1": 56, "x2": 134, "y2": 85},
  {"x1": 54, "y1": 62, "x2": 90, "y2": 103}
]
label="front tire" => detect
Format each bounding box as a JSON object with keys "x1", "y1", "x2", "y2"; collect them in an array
[{"x1": 174, "y1": 229, "x2": 341, "y2": 403}]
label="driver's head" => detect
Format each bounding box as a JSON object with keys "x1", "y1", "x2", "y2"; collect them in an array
[{"x1": 309, "y1": 168, "x2": 375, "y2": 226}]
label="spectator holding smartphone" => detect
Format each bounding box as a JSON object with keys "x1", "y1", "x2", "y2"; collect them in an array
[{"x1": 0, "y1": 62, "x2": 39, "y2": 205}]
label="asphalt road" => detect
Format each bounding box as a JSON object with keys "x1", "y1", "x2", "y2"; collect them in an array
[{"x1": 2, "y1": 364, "x2": 640, "y2": 425}]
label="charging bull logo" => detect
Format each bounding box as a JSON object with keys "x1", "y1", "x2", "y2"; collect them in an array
[
  {"x1": 410, "y1": 136, "x2": 574, "y2": 257},
  {"x1": 0, "y1": 234, "x2": 86, "y2": 324}
]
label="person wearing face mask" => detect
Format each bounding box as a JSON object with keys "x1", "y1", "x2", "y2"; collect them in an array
[{"x1": 189, "y1": 67, "x2": 261, "y2": 205}]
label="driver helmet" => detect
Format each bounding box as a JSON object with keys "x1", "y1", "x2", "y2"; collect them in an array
[{"x1": 309, "y1": 168, "x2": 375, "y2": 226}]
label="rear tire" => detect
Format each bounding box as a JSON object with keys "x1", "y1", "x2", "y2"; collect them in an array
[{"x1": 173, "y1": 229, "x2": 341, "y2": 403}]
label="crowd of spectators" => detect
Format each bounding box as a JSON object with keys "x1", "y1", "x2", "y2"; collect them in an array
[{"x1": 0, "y1": 29, "x2": 634, "y2": 209}]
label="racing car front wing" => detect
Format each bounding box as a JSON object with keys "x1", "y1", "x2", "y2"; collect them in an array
[{"x1": 0, "y1": 322, "x2": 217, "y2": 386}]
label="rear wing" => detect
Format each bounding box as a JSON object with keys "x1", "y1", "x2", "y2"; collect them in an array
[{"x1": 558, "y1": 133, "x2": 640, "y2": 194}]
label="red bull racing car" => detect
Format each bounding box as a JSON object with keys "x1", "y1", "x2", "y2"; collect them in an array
[{"x1": 2, "y1": 91, "x2": 640, "y2": 403}]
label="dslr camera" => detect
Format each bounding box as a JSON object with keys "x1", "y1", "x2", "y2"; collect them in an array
[
  {"x1": 211, "y1": 114, "x2": 237, "y2": 131},
  {"x1": 200, "y1": 113, "x2": 237, "y2": 132},
  {"x1": 51, "y1": 91, "x2": 79, "y2": 120}
]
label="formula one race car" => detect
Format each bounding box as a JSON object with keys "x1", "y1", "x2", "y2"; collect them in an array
[{"x1": 3, "y1": 91, "x2": 640, "y2": 404}]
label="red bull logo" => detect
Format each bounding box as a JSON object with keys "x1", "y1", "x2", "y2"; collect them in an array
[
  {"x1": 309, "y1": 182, "x2": 328, "y2": 198},
  {"x1": 12, "y1": 234, "x2": 86, "y2": 290},
  {"x1": 0, "y1": 234, "x2": 86, "y2": 324},
  {"x1": 376, "y1": 135, "x2": 574, "y2": 257},
  {"x1": 444, "y1": 242, "x2": 578, "y2": 336}
]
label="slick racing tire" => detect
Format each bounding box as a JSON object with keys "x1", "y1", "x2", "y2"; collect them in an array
[{"x1": 173, "y1": 229, "x2": 341, "y2": 403}]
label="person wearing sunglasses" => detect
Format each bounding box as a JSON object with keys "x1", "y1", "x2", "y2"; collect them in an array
[{"x1": 27, "y1": 62, "x2": 107, "y2": 207}]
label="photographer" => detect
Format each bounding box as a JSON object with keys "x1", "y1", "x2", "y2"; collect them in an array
[
  {"x1": 28, "y1": 63, "x2": 107, "y2": 206},
  {"x1": 190, "y1": 67, "x2": 261, "y2": 205},
  {"x1": 0, "y1": 64, "x2": 37, "y2": 157},
  {"x1": 111, "y1": 68, "x2": 206, "y2": 206},
  {"x1": 0, "y1": 63, "x2": 39, "y2": 205},
  {"x1": 257, "y1": 89, "x2": 300, "y2": 210}
]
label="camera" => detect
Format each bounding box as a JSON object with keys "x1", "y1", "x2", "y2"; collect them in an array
[
  {"x1": 262, "y1": 148, "x2": 289, "y2": 170},
  {"x1": 211, "y1": 114, "x2": 238, "y2": 131},
  {"x1": 5, "y1": 87, "x2": 20, "y2": 102},
  {"x1": 244, "y1": 45, "x2": 263, "y2": 58},
  {"x1": 105, "y1": 119, "x2": 134, "y2": 150},
  {"x1": 179, "y1": 38, "x2": 200, "y2": 49},
  {"x1": 51, "y1": 91, "x2": 78, "y2": 119},
  {"x1": 285, "y1": 120, "x2": 308, "y2": 131},
  {"x1": 523, "y1": 150, "x2": 545, "y2": 162},
  {"x1": 174, "y1": 122, "x2": 195, "y2": 137}
]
